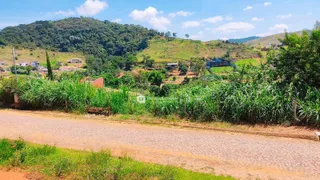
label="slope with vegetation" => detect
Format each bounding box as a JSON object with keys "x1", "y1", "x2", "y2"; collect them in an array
[
  {"x1": 245, "y1": 31, "x2": 307, "y2": 47},
  {"x1": 0, "y1": 139, "x2": 231, "y2": 179},
  {"x1": 0, "y1": 17, "x2": 159, "y2": 58},
  {"x1": 137, "y1": 39, "x2": 259, "y2": 62},
  {"x1": 0, "y1": 46, "x2": 85, "y2": 65}
]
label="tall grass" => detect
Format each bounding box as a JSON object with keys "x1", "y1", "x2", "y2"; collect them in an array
[
  {"x1": 0, "y1": 75, "x2": 319, "y2": 126},
  {"x1": 0, "y1": 139, "x2": 231, "y2": 180},
  {"x1": 147, "y1": 81, "x2": 320, "y2": 126}
]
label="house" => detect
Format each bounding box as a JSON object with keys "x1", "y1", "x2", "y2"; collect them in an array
[
  {"x1": 166, "y1": 63, "x2": 179, "y2": 70},
  {"x1": 19, "y1": 62, "x2": 29, "y2": 67},
  {"x1": 67, "y1": 58, "x2": 82, "y2": 64},
  {"x1": 206, "y1": 58, "x2": 231, "y2": 69},
  {"x1": 30, "y1": 61, "x2": 40, "y2": 68},
  {"x1": 38, "y1": 66, "x2": 48, "y2": 72},
  {"x1": 0, "y1": 61, "x2": 8, "y2": 66}
]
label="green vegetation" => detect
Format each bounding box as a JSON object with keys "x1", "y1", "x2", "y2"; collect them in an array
[
  {"x1": 0, "y1": 17, "x2": 158, "y2": 57},
  {"x1": 0, "y1": 139, "x2": 231, "y2": 180},
  {"x1": 1, "y1": 24, "x2": 320, "y2": 128},
  {"x1": 0, "y1": 46, "x2": 85, "y2": 66},
  {"x1": 137, "y1": 39, "x2": 259, "y2": 62},
  {"x1": 46, "y1": 51, "x2": 54, "y2": 80}
]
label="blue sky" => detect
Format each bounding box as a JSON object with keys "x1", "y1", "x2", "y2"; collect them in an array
[{"x1": 0, "y1": 0, "x2": 319, "y2": 40}]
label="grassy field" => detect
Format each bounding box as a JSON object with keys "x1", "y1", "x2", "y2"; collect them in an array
[
  {"x1": 0, "y1": 139, "x2": 233, "y2": 180},
  {"x1": 210, "y1": 58, "x2": 266, "y2": 74},
  {"x1": 137, "y1": 39, "x2": 259, "y2": 63},
  {"x1": 0, "y1": 46, "x2": 85, "y2": 66}
]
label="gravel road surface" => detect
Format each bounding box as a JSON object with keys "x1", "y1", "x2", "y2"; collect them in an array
[{"x1": 0, "y1": 110, "x2": 319, "y2": 180}]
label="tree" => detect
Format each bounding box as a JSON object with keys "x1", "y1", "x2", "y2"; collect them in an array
[
  {"x1": 179, "y1": 61, "x2": 188, "y2": 75},
  {"x1": 172, "y1": 33, "x2": 177, "y2": 39},
  {"x1": 46, "y1": 51, "x2": 54, "y2": 80},
  {"x1": 143, "y1": 55, "x2": 155, "y2": 68},
  {"x1": 268, "y1": 29, "x2": 320, "y2": 88},
  {"x1": 148, "y1": 71, "x2": 163, "y2": 86},
  {"x1": 124, "y1": 55, "x2": 137, "y2": 71},
  {"x1": 314, "y1": 21, "x2": 320, "y2": 29},
  {"x1": 190, "y1": 58, "x2": 205, "y2": 74},
  {"x1": 165, "y1": 31, "x2": 171, "y2": 41},
  {"x1": 185, "y1": 34, "x2": 190, "y2": 39},
  {"x1": 121, "y1": 73, "x2": 135, "y2": 87}
]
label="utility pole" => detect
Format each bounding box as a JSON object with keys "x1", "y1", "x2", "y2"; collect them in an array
[{"x1": 12, "y1": 48, "x2": 17, "y2": 82}]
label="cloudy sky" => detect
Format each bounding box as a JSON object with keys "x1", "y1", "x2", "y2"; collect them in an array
[{"x1": 0, "y1": 0, "x2": 318, "y2": 40}]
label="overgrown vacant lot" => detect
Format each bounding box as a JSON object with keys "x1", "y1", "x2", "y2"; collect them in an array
[
  {"x1": 137, "y1": 39, "x2": 259, "y2": 62},
  {"x1": 0, "y1": 139, "x2": 232, "y2": 180},
  {"x1": 0, "y1": 46, "x2": 85, "y2": 66}
]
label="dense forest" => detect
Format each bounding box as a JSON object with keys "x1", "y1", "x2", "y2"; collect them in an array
[
  {"x1": 0, "y1": 17, "x2": 160, "y2": 75},
  {"x1": 0, "y1": 17, "x2": 159, "y2": 57}
]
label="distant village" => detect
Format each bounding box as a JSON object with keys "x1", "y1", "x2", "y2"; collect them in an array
[{"x1": 0, "y1": 58, "x2": 84, "y2": 74}]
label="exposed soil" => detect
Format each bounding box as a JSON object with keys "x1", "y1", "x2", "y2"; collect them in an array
[
  {"x1": 0, "y1": 109, "x2": 319, "y2": 180},
  {"x1": 0, "y1": 170, "x2": 27, "y2": 180}
]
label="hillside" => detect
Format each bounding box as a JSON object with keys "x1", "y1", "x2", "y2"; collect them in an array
[
  {"x1": 228, "y1": 36, "x2": 260, "y2": 44},
  {"x1": 245, "y1": 30, "x2": 308, "y2": 47},
  {"x1": 0, "y1": 46, "x2": 85, "y2": 66},
  {"x1": 137, "y1": 39, "x2": 259, "y2": 63},
  {"x1": 0, "y1": 17, "x2": 159, "y2": 58}
]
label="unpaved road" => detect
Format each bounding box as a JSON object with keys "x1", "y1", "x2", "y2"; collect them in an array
[{"x1": 0, "y1": 110, "x2": 319, "y2": 180}]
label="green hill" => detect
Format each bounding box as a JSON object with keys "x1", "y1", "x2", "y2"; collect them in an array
[
  {"x1": 137, "y1": 39, "x2": 259, "y2": 63},
  {"x1": 0, "y1": 17, "x2": 159, "y2": 58}
]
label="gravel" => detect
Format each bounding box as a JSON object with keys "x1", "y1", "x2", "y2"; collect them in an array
[{"x1": 0, "y1": 110, "x2": 319, "y2": 180}]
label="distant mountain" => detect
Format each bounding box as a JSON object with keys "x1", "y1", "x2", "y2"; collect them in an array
[
  {"x1": 245, "y1": 30, "x2": 310, "y2": 47},
  {"x1": 228, "y1": 36, "x2": 260, "y2": 44}
]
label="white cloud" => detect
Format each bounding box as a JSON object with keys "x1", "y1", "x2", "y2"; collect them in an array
[
  {"x1": 225, "y1": 16, "x2": 233, "y2": 21},
  {"x1": 129, "y1": 7, "x2": 170, "y2": 30},
  {"x1": 77, "y1": 0, "x2": 108, "y2": 16},
  {"x1": 277, "y1": 14, "x2": 292, "y2": 19},
  {"x1": 244, "y1": 6, "x2": 253, "y2": 11},
  {"x1": 112, "y1": 18, "x2": 122, "y2": 23},
  {"x1": 269, "y1": 24, "x2": 288, "y2": 32},
  {"x1": 54, "y1": 10, "x2": 75, "y2": 17},
  {"x1": 215, "y1": 22, "x2": 255, "y2": 33},
  {"x1": 252, "y1": 17, "x2": 264, "y2": 21},
  {"x1": 182, "y1": 21, "x2": 201, "y2": 28},
  {"x1": 190, "y1": 31, "x2": 204, "y2": 40},
  {"x1": 202, "y1": 16, "x2": 223, "y2": 24},
  {"x1": 307, "y1": 12, "x2": 312, "y2": 15},
  {"x1": 168, "y1": 11, "x2": 194, "y2": 18},
  {"x1": 264, "y1": 2, "x2": 272, "y2": 6},
  {"x1": 257, "y1": 24, "x2": 289, "y2": 37}
]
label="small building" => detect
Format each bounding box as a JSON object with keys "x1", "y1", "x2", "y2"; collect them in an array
[
  {"x1": 206, "y1": 58, "x2": 231, "y2": 69},
  {"x1": 19, "y1": 62, "x2": 29, "y2": 67},
  {"x1": 38, "y1": 66, "x2": 48, "y2": 72},
  {"x1": 166, "y1": 63, "x2": 179, "y2": 70},
  {"x1": 67, "y1": 58, "x2": 82, "y2": 64},
  {"x1": 0, "y1": 61, "x2": 8, "y2": 66},
  {"x1": 30, "y1": 61, "x2": 40, "y2": 68}
]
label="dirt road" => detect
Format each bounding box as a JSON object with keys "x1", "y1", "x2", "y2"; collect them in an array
[{"x1": 0, "y1": 110, "x2": 319, "y2": 180}]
